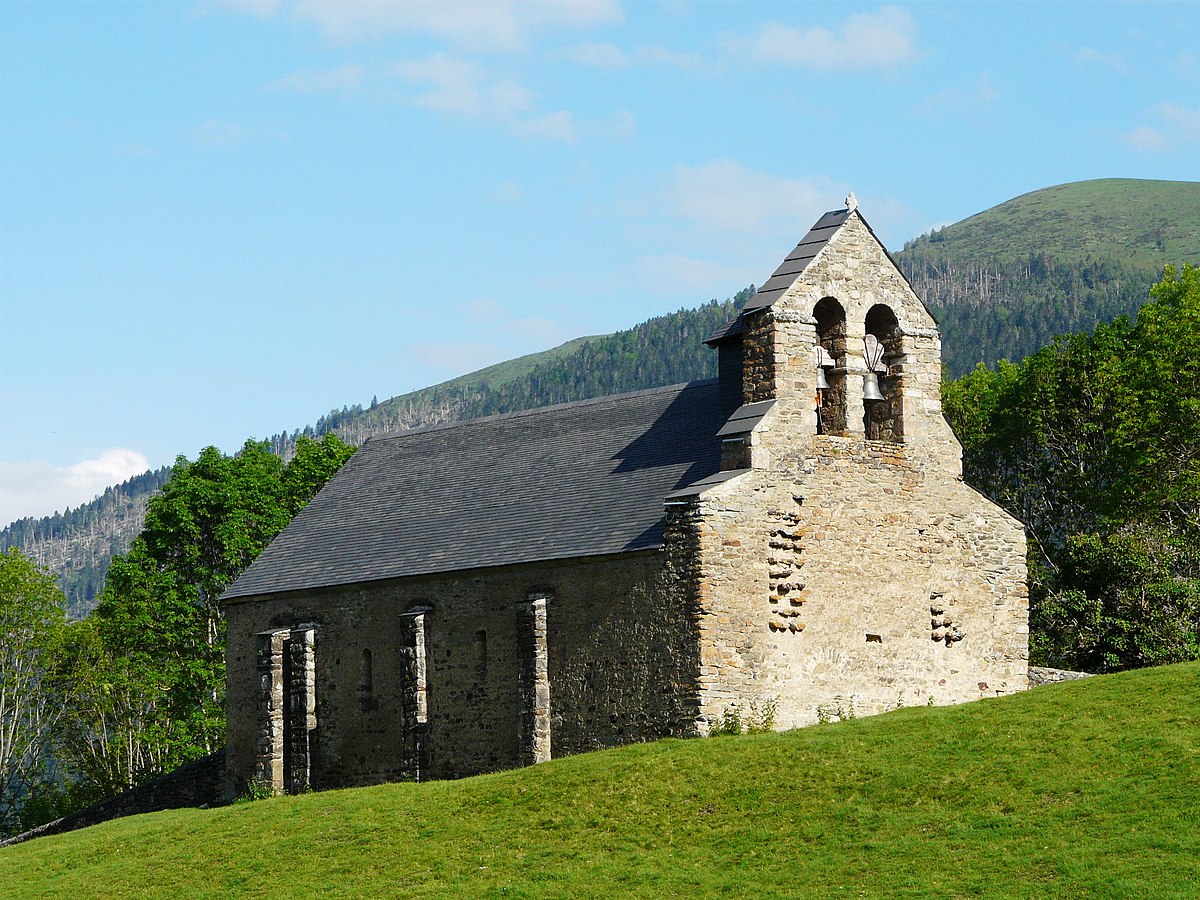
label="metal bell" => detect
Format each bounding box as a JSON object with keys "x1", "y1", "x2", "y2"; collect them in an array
[
  {"x1": 815, "y1": 367, "x2": 830, "y2": 390},
  {"x1": 862, "y1": 372, "x2": 885, "y2": 402}
]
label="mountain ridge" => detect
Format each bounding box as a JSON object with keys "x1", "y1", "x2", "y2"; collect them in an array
[{"x1": 6, "y1": 177, "x2": 1197, "y2": 615}]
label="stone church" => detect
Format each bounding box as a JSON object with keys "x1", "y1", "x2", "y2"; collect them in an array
[{"x1": 221, "y1": 200, "x2": 1028, "y2": 797}]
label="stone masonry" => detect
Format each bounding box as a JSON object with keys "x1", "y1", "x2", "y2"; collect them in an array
[
  {"x1": 222, "y1": 202, "x2": 1028, "y2": 793},
  {"x1": 686, "y1": 211, "x2": 1028, "y2": 728}
]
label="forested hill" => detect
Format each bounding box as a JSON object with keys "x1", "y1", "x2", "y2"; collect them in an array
[
  {"x1": 894, "y1": 178, "x2": 1200, "y2": 376},
  {"x1": 2, "y1": 294, "x2": 747, "y2": 615},
  {"x1": 7, "y1": 178, "x2": 1198, "y2": 615},
  {"x1": 0, "y1": 467, "x2": 171, "y2": 618},
  {"x1": 262, "y1": 292, "x2": 748, "y2": 454}
]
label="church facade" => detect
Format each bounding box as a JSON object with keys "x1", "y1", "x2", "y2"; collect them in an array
[{"x1": 221, "y1": 203, "x2": 1028, "y2": 796}]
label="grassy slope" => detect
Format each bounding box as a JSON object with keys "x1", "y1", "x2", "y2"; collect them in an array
[
  {"x1": 381, "y1": 334, "x2": 603, "y2": 407},
  {"x1": 902, "y1": 178, "x2": 1200, "y2": 270},
  {"x1": 5, "y1": 662, "x2": 1198, "y2": 899}
]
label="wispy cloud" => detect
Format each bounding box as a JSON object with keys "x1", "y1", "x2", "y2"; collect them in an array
[
  {"x1": 219, "y1": 0, "x2": 621, "y2": 50},
  {"x1": 655, "y1": 161, "x2": 844, "y2": 237},
  {"x1": 551, "y1": 42, "x2": 704, "y2": 71},
  {"x1": 192, "y1": 119, "x2": 244, "y2": 145},
  {"x1": 1124, "y1": 102, "x2": 1200, "y2": 152},
  {"x1": 1173, "y1": 52, "x2": 1198, "y2": 77},
  {"x1": 0, "y1": 449, "x2": 151, "y2": 526},
  {"x1": 269, "y1": 63, "x2": 364, "y2": 94},
  {"x1": 407, "y1": 297, "x2": 578, "y2": 377},
  {"x1": 390, "y1": 53, "x2": 589, "y2": 141},
  {"x1": 492, "y1": 179, "x2": 526, "y2": 203},
  {"x1": 211, "y1": 0, "x2": 281, "y2": 17},
  {"x1": 1072, "y1": 47, "x2": 1128, "y2": 75},
  {"x1": 635, "y1": 252, "x2": 761, "y2": 296},
  {"x1": 393, "y1": 54, "x2": 531, "y2": 117},
  {"x1": 727, "y1": 5, "x2": 918, "y2": 71},
  {"x1": 913, "y1": 73, "x2": 998, "y2": 118}
]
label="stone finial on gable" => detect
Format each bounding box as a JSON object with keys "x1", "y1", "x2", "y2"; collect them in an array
[{"x1": 845, "y1": 191, "x2": 858, "y2": 212}]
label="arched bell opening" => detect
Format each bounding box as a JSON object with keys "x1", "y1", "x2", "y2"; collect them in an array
[
  {"x1": 863, "y1": 304, "x2": 904, "y2": 442},
  {"x1": 813, "y1": 297, "x2": 847, "y2": 435}
]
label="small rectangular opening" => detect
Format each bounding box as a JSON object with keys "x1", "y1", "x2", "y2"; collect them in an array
[{"x1": 865, "y1": 633, "x2": 883, "y2": 643}]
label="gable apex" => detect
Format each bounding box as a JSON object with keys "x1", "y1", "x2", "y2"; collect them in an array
[{"x1": 706, "y1": 205, "x2": 853, "y2": 346}]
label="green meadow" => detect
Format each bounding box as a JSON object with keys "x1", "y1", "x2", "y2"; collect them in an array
[{"x1": 4, "y1": 662, "x2": 1198, "y2": 899}]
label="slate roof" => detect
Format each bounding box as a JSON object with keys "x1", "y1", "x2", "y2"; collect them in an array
[
  {"x1": 715, "y1": 399, "x2": 776, "y2": 438},
  {"x1": 223, "y1": 380, "x2": 725, "y2": 600},
  {"x1": 706, "y1": 208, "x2": 851, "y2": 345}
]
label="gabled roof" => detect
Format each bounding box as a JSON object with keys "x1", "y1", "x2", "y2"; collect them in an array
[
  {"x1": 707, "y1": 208, "x2": 851, "y2": 345},
  {"x1": 223, "y1": 380, "x2": 725, "y2": 600}
]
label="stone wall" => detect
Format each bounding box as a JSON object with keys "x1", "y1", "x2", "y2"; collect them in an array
[
  {"x1": 690, "y1": 210, "x2": 1028, "y2": 729},
  {"x1": 224, "y1": 549, "x2": 702, "y2": 795}
]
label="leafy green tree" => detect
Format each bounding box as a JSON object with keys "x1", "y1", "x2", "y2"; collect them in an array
[
  {"x1": 1105, "y1": 265, "x2": 1200, "y2": 531},
  {"x1": 0, "y1": 549, "x2": 67, "y2": 835},
  {"x1": 54, "y1": 436, "x2": 356, "y2": 800},
  {"x1": 944, "y1": 265, "x2": 1200, "y2": 672}
]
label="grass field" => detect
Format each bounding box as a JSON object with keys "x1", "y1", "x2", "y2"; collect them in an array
[{"x1": 4, "y1": 662, "x2": 1198, "y2": 898}]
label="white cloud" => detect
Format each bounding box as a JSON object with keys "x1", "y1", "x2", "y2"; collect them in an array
[
  {"x1": 551, "y1": 42, "x2": 704, "y2": 71},
  {"x1": 193, "y1": 120, "x2": 244, "y2": 145},
  {"x1": 1072, "y1": 47, "x2": 1128, "y2": 74},
  {"x1": 287, "y1": 0, "x2": 621, "y2": 50},
  {"x1": 211, "y1": 0, "x2": 282, "y2": 16},
  {"x1": 1158, "y1": 102, "x2": 1200, "y2": 134},
  {"x1": 913, "y1": 73, "x2": 998, "y2": 118},
  {"x1": 657, "y1": 161, "x2": 844, "y2": 237},
  {"x1": 393, "y1": 55, "x2": 527, "y2": 116},
  {"x1": 729, "y1": 6, "x2": 918, "y2": 71},
  {"x1": 269, "y1": 63, "x2": 364, "y2": 94},
  {"x1": 407, "y1": 297, "x2": 578, "y2": 377},
  {"x1": 636, "y1": 252, "x2": 761, "y2": 296},
  {"x1": 621, "y1": 162, "x2": 920, "y2": 300},
  {"x1": 510, "y1": 109, "x2": 577, "y2": 141},
  {"x1": 391, "y1": 53, "x2": 583, "y2": 140},
  {"x1": 1173, "y1": 52, "x2": 1198, "y2": 77},
  {"x1": 1124, "y1": 102, "x2": 1200, "y2": 152},
  {"x1": 0, "y1": 449, "x2": 151, "y2": 526},
  {"x1": 492, "y1": 179, "x2": 526, "y2": 203}
]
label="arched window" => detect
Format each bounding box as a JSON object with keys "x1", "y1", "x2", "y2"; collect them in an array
[
  {"x1": 863, "y1": 304, "x2": 904, "y2": 441},
  {"x1": 813, "y1": 297, "x2": 847, "y2": 435}
]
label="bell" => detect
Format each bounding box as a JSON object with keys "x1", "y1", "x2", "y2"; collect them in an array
[
  {"x1": 862, "y1": 372, "x2": 885, "y2": 402},
  {"x1": 815, "y1": 367, "x2": 830, "y2": 391}
]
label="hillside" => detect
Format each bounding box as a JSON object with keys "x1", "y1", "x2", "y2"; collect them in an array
[
  {"x1": 8, "y1": 178, "x2": 1198, "y2": 614},
  {"x1": 1, "y1": 296, "x2": 744, "y2": 615},
  {"x1": 0, "y1": 468, "x2": 171, "y2": 618},
  {"x1": 3, "y1": 662, "x2": 1197, "y2": 897},
  {"x1": 894, "y1": 178, "x2": 1200, "y2": 375}
]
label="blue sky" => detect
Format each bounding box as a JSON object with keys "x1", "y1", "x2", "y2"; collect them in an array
[{"x1": 1, "y1": 0, "x2": 1197, "y2": 525}]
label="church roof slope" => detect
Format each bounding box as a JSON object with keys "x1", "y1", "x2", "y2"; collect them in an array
[{"x1": 223, "y1": 379, "x2": 724, "y2": 600}]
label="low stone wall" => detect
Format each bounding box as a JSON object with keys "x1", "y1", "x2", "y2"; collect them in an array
[
  {"x1": 1, "y1": 750, "x2": 226, "y2": 848},
  {"x1": 1028, "y1": 666, "x2": 1092, "y2": 686}
]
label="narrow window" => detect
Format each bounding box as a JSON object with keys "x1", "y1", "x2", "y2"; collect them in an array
[
  {"x1": 359, "y1": 648, "x2": 373, "y2": 693},
  {"x1": 474, "y1": 629, "x2": 488, "y2": 679}
]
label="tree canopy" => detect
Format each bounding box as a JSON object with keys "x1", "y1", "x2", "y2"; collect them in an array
[
  {"x1": 2, "y1": 434, "x2": 356, "y2": 834},
  {"x1": 0, "y1": 548, "x2": 67, "y2": 834},
  {"x1": 944, "y1": 265, "x2": 1200, "y2": 671}
]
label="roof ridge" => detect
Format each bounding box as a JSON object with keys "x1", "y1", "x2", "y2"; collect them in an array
[{"x1": 368, "y1": 377, "x2": 720, "y2": 444}]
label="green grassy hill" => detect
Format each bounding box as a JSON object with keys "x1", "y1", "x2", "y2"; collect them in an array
[
  {"x1": 896, "y1": 178, "x2": 1200, "y2": 375},
  {"x1": 903, "y1": 178, "x2": 1199, "y2": 270},
  {"x1": 5, "y1": 662, "x2": 1198, "y2": 898}
]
